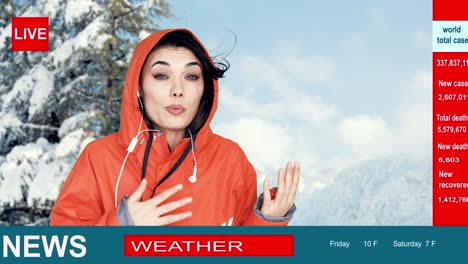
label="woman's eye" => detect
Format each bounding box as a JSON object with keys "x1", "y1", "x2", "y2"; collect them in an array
[
  {"x1": 153, "y1": 73, "x2": 168, "y2": 80},
  {"x1": 186, "y1": 74, "x2": 200, "y2": 80}
]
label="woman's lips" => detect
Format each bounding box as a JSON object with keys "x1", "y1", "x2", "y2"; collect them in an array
[{"x1": 166, "y1": 105, "x2": 186, "y2": 115}]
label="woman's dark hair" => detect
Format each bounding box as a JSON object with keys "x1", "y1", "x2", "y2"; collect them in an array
[{"x1": 139, "y1": 30, "x2": 230, "y2": 135}]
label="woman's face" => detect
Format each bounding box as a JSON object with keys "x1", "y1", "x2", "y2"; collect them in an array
[{"x1": 140, "y1": 46, "x2": 204, "y2": 133}]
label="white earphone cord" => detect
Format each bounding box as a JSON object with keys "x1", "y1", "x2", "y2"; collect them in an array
[
  {"x1": 114, "y1": 95, "x2": 160, "y2": 207},
  {"x1": 114, "y1": 95, "x2": 198, "y2": 207},
  {"x1": 187, "y1": 129, "x2": 198, "y2": 183}
]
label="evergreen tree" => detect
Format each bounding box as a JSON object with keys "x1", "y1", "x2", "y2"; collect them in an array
[{"x1": 0, "y1": 0, "x2": 173, "y2": 225}]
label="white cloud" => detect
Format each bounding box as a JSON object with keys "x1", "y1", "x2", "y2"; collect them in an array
[
  {"x1": 283, "y1": 55, "x2": 334, "y2": 83},
  {"x1": 393, "y1": 69, "x2": 431, "y2": 156},
  {"x1": 218, "y1": 49, "x2": 431, "y2": 178},
  {"x1": 238, "y1": 53, "x2": 335, "y2": 88},
  {"x1": 215, "y1": 117, "x2": 292, "y2": 169},
  {"x1": 412, "y1": 31, "x2": 431, "y2": 49},
  {"x1": 394, "y1": 103, "x2": 431, "y2": 156},
  {"x1": 348, "y1": 32, "x2": 369, "y2": 50},
  {"x1": 335, "y1": 69, "x2": 431, "y2": 160},
  {"x1": 215, "y1": 51, "x2": 340, "y2": 194},
  {"x1": 412, "y1": 70, "x2": 432, "y2": 96},
  {"x1": 339, "y1": 115, "x2": 394, "y2": 158},
  {"x1": 234, "y1": 55, "x2": 338, "y2": 126},
  {"x1": 365, "y1": 7, "x2": 388, "y2": 28},
  {"x1": 237, "y1": 55, "x2": 278, "y2": 87},
  {"x1": 219, "y1": 87, "x2": 337, "y2": 126},
  {"x1": 218, "y1": 38, "x2": 434, "y2": 180},
  {"x1": 218, "y1": 87, "x2": 285, "y2": 121},
  {"x1": 292, "y1": 95, "x2": 338, "y2": 125}
]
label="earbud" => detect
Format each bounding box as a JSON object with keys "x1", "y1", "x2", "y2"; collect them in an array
[{"x1": 188, "y1": 166, "x2": 197, "y2": 183}]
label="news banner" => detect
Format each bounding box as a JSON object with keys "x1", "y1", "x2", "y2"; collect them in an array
[{"x1": 3, "y1": 0, "x2": 468, "y2": 263}]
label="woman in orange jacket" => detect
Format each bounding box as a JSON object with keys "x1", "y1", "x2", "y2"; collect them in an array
[{"x1": 50, "y1": 29, "x2": 300, "y2": 226}]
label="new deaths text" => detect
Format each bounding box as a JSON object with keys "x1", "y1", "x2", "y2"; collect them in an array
[
  {"x1": 438, "y1": 142, "x2": 468, "y2": 150},
  {"x1": 436, "y1": 114, "x2": 468, "y2": 122}
]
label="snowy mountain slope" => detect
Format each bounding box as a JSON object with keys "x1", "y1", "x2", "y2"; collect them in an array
[{"x1": 290, "y1": 154, "x2": 431, "y2": 225}]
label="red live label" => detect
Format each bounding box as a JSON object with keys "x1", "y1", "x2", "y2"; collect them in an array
[
  {"x1": 124, "y1": 234, "x2": 294, "y2": 256},
  {"x1": 11, "y1": 17, "x2": 49, "y2": 51}
]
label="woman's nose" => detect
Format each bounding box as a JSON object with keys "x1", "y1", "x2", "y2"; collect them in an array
[{"x1": 171, "y1": 82, "x2": 184, "y2": 98}]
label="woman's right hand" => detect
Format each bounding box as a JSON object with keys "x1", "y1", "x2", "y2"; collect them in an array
[{"x1": 126, "y1": 179, "x2": 192, "y2": 225}]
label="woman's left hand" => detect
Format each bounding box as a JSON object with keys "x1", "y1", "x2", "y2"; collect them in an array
[{"x1": 260, "y1": 161, "x2": 300, "y2": 218}]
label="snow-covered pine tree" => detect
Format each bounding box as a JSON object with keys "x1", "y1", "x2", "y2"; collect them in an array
[{"x1": 0, "y1": 0, "x2": 173, "y2": 225}]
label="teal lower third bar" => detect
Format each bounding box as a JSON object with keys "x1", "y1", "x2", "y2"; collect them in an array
[{"x1": 0, "y1": 227, "x2": 462, "y2": 263}]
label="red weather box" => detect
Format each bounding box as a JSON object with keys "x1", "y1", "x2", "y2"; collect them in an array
[
  {"x1": 124, "y1": 234, "x2": 294, "y2": 257},
  {"x1": 11, "y1": 17, "x2": 49, "y2": 52}
]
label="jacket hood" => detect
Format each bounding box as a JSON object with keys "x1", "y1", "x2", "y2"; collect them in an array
[{"x1": 117, "y1": 28, "x2": 218, "y2": 156}]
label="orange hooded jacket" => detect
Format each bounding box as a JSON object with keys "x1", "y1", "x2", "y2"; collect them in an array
[{"x1": 50, "y1": 29, "x2": 294, "y2": 226}]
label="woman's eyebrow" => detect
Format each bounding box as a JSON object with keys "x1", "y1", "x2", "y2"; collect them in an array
[
  {"x1": 152, "y1": 60, "x2": 169, "y2": 67},
  {"x1": 186, "y1": 61, "x2": 201, "y2": 68},
  {"x1": 151, "y1": 61, "x2": 201, "y2": 68}
]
